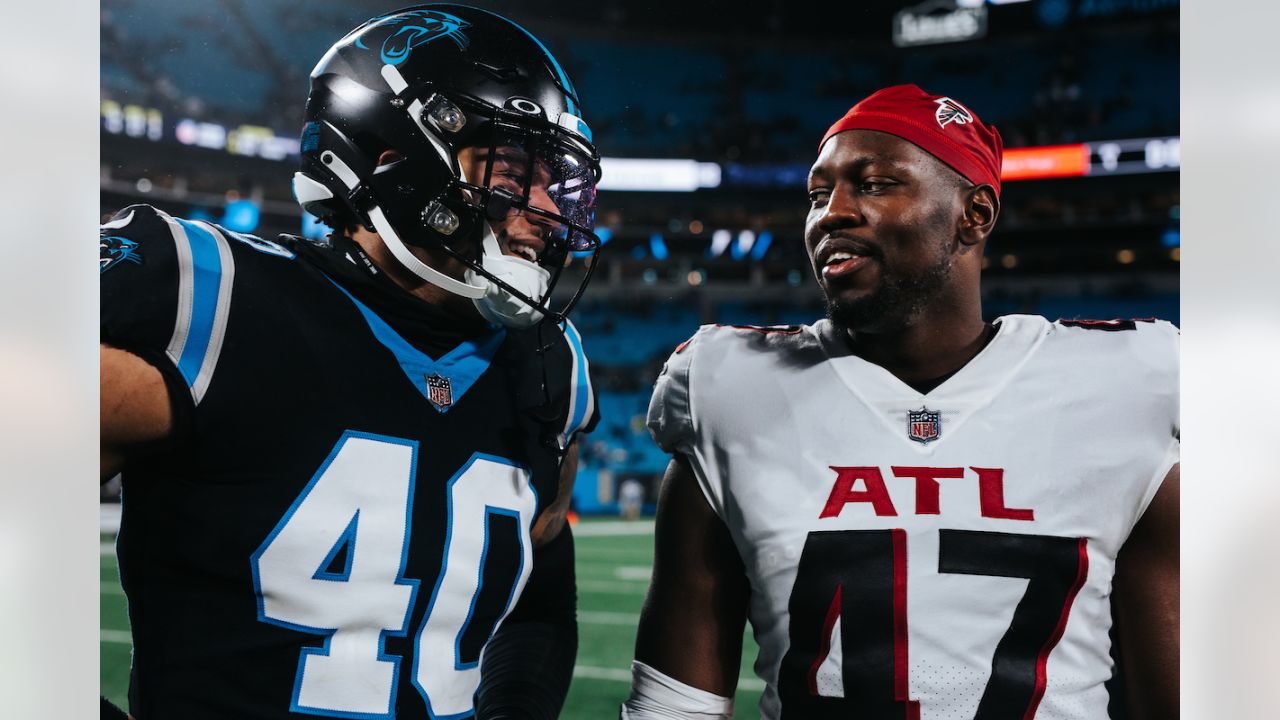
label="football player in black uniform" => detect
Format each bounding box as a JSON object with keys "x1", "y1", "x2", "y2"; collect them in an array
[{"x1": 100, "y1": 6, "x2": 601, "y2": 718}]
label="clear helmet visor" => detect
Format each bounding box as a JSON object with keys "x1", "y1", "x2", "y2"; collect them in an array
[
  {"x1": 460, "y1": 125, "x2": 600, "y2": 265},
  {"x1": 543, "y1": 147, "x2": 598, "y2": 253}
]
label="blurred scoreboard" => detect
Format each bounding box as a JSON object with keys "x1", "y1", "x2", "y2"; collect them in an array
[{"x1": 1002, "y1": 136, "x2": 1180, "y2": 179}]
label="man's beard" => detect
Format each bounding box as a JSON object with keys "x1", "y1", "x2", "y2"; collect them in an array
[{"x1": 825, "y1": 251, "x2": 954, "y2": 334}]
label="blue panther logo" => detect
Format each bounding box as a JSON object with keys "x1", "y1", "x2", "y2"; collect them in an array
[
  {"x1": 355, "y1": 10, "x2": 470, "y2": 66},
  {"x1": 100, "y1": 235, "x2": 142, "y2": 274}
]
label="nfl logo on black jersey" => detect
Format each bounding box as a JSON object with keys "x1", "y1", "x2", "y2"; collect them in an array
[
  {"x1": 427, "y1": 373, "x2": 453, "y2": 411},
  {"x1": 907, "y1": 407, "x2": 941, "y2": 444}
]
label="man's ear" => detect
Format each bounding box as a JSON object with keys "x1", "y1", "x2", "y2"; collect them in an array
[
  {"x1": 376, "y1": 149, "x2": 404, "y2": 167},
  {"x1": 959, "y1": 184, "x2": 1000, "y2": 248}
]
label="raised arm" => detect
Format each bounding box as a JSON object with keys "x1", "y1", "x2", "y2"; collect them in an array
[
  {"x1": 623, "y1": 453, "x2": 751, "y2": 718},
  {"x1": 1112, "y1": 462, "x2": 1179, "y2": 719},
  {"x1": 100, "y1": 344, "x2": 173, "y2": 483}
]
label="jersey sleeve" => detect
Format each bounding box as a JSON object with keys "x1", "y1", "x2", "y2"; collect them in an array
[
  {"x1": 550, "y1": 319, "x2": 599, "y2": 450},
  {"x1": 100, "y1": 205, "x2": 181, "y2": 358},
  {"x1": 646, "y1": 327, "x2": 705, "y2": 456},
  {"x1": 1130, "y1": 319, "x2": 1180, "y2": 524},
  {"x1": 101, "y1": 205, "x2": 236, "y2": 409},
  {"x1": 647, "y1": 326, "x2": 734, "y2": 520}
]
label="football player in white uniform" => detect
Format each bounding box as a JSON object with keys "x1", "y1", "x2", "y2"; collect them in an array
[{"x1": 622, "y1": 85, "x2": 1177, "y2": 720}]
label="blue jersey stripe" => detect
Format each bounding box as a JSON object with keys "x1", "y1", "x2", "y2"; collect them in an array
[
  {"x1": 561, "y1": 320, "x2": 591, "y2": 439},
  {"x1": 324, "y1": 275, "x2": 505, "y2": 410},
  {"x1": 173, "y1": 219, "x2": 225, "y2": 389}
]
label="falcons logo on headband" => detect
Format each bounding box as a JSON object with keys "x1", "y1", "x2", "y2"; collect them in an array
[{"x1": 934, "y1": 97, "x2": 974, "y2": 128}]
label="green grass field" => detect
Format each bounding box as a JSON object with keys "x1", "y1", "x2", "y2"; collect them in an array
[{"x1": 100, "y1": 518, "x2": 763, "y2": 718}]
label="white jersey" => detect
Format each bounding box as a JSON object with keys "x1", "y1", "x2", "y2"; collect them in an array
[{"x1": 647, "y1": 315, "x2": 1178, "y2": 720}]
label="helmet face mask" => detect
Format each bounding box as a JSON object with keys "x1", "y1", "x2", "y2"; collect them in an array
[
  {"x1": 460, "y1": 120, "x2": 599, "y2": 253},
  {"x1": 294, "y1": 4, "x2": 602, "y2": 326},
  {"x1": 441, "y1": 116, "x2": 602, "y2": 325}
]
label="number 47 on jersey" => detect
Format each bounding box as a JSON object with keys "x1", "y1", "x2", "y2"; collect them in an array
[{"x1": 780, "y1": 528, "x2": 1088, "y2": 720}]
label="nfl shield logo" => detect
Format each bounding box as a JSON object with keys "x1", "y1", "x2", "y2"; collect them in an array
[
  {"x1": 426, "y1": 373, "x2": 453, "y2": 412},
  {"x1": 907, "y1": 407, "x2": 941, "y2": 444}
]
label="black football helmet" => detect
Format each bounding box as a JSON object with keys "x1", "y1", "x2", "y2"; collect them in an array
[{"x1": 293, "y1": 4, "x2": 601, "y2": 326}]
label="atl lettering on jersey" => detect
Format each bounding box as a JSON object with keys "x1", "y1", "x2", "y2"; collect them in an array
[{"x1": 649, "y1": 316, "x2": 1178, "y2": 719}]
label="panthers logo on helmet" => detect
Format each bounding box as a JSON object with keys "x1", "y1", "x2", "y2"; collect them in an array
[
  {"x1": 355, "y1": 10, "x2": 471, "y2": 66},
  {"x1": 100, "y1": 235, "x2": 142, "y2": 274},
  {"x1": 934, "y1": 97, "x2": 974, "y2": 128}
]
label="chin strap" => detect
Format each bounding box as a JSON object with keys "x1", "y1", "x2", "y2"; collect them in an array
[
  {"x1": 356, "y1": 63, "x2": 486, "y2": 300},
  {"x1": 367, "y1": 204, "x2": 487, "y2": 299},
  {"x1": 465, "y1": 225, "x2": 551, "y2": 328},
  {"x1": 357, "y1": 78, "x2": 551, "y2": 323}
]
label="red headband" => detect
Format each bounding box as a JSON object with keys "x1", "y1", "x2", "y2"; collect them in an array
[{"x1": 820, "y1": 84, "x2": 1004, "y2": 196}]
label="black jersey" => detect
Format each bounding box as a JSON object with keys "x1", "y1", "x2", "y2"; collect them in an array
[{"x1": 100, "y1": 205, "x2": 597, "y2": 719}]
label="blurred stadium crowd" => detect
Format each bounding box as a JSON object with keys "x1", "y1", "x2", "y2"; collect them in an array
[{"x1": 100, "y1": 0, "x2": 1179, "y2": 513}]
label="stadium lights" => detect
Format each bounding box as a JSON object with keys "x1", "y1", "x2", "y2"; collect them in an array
[
  {"x1": 596, "y1": 158, "x2": 722, "y2": 192},
  {"x1": 731, "y1": 230, "x2": 756, "y2": 261},
  {"x1": 894, "y1": 0, "x2": 987, "y2": 47},
  {"x1": 707, "y1": 229, "x2": 734, "y2": 258},
  {"x1": 649, "y1": 233, "x2": 669, "y2": 261},
  {"x1": 751, "y1": 231, "x2": 774, "y2": 261},
  {"x1": 174, "y1": 118, "x2": 229, "y2": 150},
  {"x1": 101, "y1": 101, "x2": 163, "y2": 141}
]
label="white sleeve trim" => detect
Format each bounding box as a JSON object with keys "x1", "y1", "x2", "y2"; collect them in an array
[
  {"x1": 557, "y1": 318, "x2": 595, "y2": 450},
  {"x1": 620, "y1": 661, "x2": 734, "y2": 720},
  {"x1": 160, "y1": 216, "x2": 236, "y2": 406}
]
